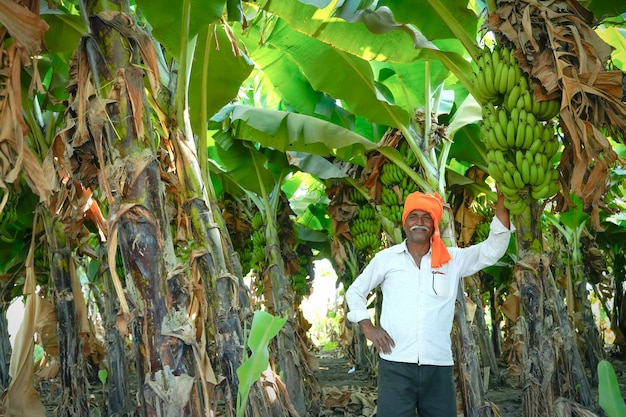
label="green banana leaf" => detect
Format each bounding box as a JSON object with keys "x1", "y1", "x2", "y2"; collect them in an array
[
  {"x1": 212, "y1": 105, "x2": 378, "y2": 165},
  {"x1": 382, "y1": 0, "x2": 478, "y2": 43},
  {"x1": 188, "y1": 24, "x2": 254, "y2": 133},
  {"x1": 581, "y1": 1, "x2": 626, "y2": 20},
  {"x1": 370, "y1": 59, "x2": 446, "y2": 112},
  {"x1": 266, "y1": 19, "x2": 410, "y2": 129},
  {"x1": 236, "y1": 311, "x2": 287, "y2": 417},
  {"x1": 256, "y1": 0, "x2": 435, "y2": 63},
  {"x1": 598, "y1": 359, "x2": 626, "y2": 417},
  {"x1": 256, "y1": 0, "x2": 474, "y2": 89},
  {"x1": 136, "y1": 0, "x2": 224, "y2": 57},
  {"x1": 40, "y1": 4, "x2": 86, "y2": 53},
  {"x1": 212, "y1": 131, "x2": 278, "y2": 197},
  {"x1": 597, "y1": 26, "x2": 626, "y2": 71}
]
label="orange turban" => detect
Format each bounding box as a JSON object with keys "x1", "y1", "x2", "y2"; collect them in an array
[{"x1": 402, "y1": 192, "x2": 451, "y2": 268}]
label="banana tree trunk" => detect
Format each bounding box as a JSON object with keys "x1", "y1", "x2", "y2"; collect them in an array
[
  {"x1": 78, "y1": 2, "x2": 199, "y2": 414},
  {"x1": 440, "y1": 211, "x2": 493, "y2": 416},
  {"x1": 469, "y1": 284, "x2": 501, "y2": 387},
  {"x1": 546, "y1": 268, "x2": 593, "y2": 407},
  {"x1": 266, "y1": 221, "x2": 321, "y2": 416},
  {"x1": 42, "y1": 213, "x2": 89, "y2": 417},
  {"x1": 174, "y1": 124, "x2": 291, "y2": 414},
  {"x1": 513, "y1": 205, "x2": 592, "y2": 417},
  {"x1": 0, "y1": 299, "x2": 11, "y2": 390},
  {"x1": 488, "y1": 284, "x2": 502, "y2": 359},
  {"x1": 453, "y1": 286, "x2": 494, "y2": 417},
  {"x1": 573, "y1": 272, "x2": 605, "y2": 384},
  {"x1": 102, "y1": 256, "x2": 131, "y2": 416}
]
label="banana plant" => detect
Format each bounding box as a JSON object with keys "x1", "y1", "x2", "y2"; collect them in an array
[{"x1": 211, "y1": 135, "x2": 324, "y2": 414}]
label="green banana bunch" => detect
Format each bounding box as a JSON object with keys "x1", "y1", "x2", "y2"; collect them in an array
[
  {"x1": 401, "y1": 175, "x2": 419, "y2": 200},
  {"x1": 380, "y1": 203, "x2": 403, "y2": 225},
  {"x1": 471, "y1": 221, "x2": 491, "y2": 244},
  {"x1": 251, "y1": 229, "x2": 266, "y2": 247},
  {"x1": 351, "y1": 204, "x2": 382, "y2": 253},
  {"x1": 380, "y1": 163, "x2": 407, "y2": 186},
  {"x1": 482, "y1": 96, "x2": 561, "y2": 206},
  {"x1": 291, "y1": 254, "x2": 313, "y2": 298},
  {"x1": 348, "y1": 186, "x2": 367, "y2": 203},
  {"x1": 472, "y1": 46, "x2": 522, "y2": 105},
  {"x1": 381, "y1": 187, "x2": 400, "y2": 206},
  {"x1": 504, "y1": 74, "x2": 560, "y2": 121},
  {"x1": 251, "y1": 212, "x2": 264, "y2": 231}
]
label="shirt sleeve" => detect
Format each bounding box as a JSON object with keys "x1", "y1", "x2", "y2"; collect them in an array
[
  {"x1": 345, "y1": 254, "x2": 386, "y2": 324},
  {"x1": 450, "y1": 216, "x2": 514, "y2": 278}
]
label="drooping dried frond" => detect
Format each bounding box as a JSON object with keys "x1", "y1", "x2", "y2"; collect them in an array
[
  {"x1": 0, "y1": 1, "x2": 53, "y2": 207},
  {"x1": 487, "y1": 0, "x2": 626, "y2": 230}
]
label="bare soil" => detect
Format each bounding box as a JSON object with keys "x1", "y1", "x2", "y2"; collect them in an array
[{"x1": 314, "y1": 351, "x2": 626, "y2": 417}]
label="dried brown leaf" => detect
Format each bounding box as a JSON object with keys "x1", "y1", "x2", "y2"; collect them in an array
[
  {"x1": 0, "y1": 0, "x2": 48, "y2": 57},
  {"x1": 3, "y1": 222, "x2": 45, "y2": 417},
  {"x1": 454, "y1": 204, "x2": 484, "y2": 247}
]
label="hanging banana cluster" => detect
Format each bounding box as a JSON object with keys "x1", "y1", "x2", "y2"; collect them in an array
[
  {"x1": 350, "y1": 204, "x2": 382, "y2": 252},
  {"x1": 472, "y1": 221, "x2": 491, "y2": 244},
  {"x1": 33, "y1": 243, "x2": 50, "y2": 272},
  {"x1": 249, "y1": 211, "x2": 266, "y2": 267},
  {"x1": 290, "y1": 254, "x2": 313, "y2": 298},
  {"x1": 474, "y1": 45, "x2": 561, "y2": 214},
  {"x1": 379, "y1": 163, "x2": 418, "y2": 225},
  {"x1": 469, "y1": 201, "x2": 494, "y2": 245},
  {"x1": 0, "y1": 192, "x2": 19, "y2": 243},
  {"x1": 473, "y1": 46, "x2": 523, "y2": 105}
]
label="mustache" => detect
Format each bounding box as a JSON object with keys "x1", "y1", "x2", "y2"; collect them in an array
[{"x1": 410, "y1": 225, "x2": 429, "y2": 231}]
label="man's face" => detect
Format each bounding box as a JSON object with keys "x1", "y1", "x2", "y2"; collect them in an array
[{"x1": 403, "y1": 209, "x2": 435, "y2": 244}]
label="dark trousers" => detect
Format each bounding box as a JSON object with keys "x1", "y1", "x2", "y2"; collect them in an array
[{"x1": 376, "y1": 359, "x2": 457, "y2": 417}]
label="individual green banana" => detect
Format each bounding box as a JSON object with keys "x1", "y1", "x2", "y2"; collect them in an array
[
  {"x1": 510, "y1": 107, "x2": 519, "y2": 133},
  {"x1": 504, "y1": 197, "x2": 527, "y2": 215},
  {"x1": 526, "y1": 111, "x2": 536, "y2": 129},
  {"x1": 515, "y1": 111, "x2": 526, "y2": 148},
  {"x1": 534, "y1": 164, "x2": 546, "y2": 186},
  {"x1": 498, "y1": 61, "x2": 509, "y2": 94},
  {"x1": 499, "y1": 183, "x2": 521, "y2": 200},
  {"x1": 475, "y1": 70, "x2": 488, "y2": 103},
  {"x1": 529, "y1": 163, "x2": 538, "y2": 185},
  {"x1": 513, "y1": 170, "x2": 525, "y2": 189},
  {"x1": 506, "y1": 118, "x2": 516, "y2": 149},
  {"x1": 492, "y1": 47, "x2": 502, "y2": 72},
  {"x1": 497, "y1": 107, "x2": 508, "y2": 129},
  {"x1": 531, "y1": 97, "x2": 541, "y2": 115},
  {"x1": 528, "y1": 136, "x2": 543, "y2": 155},
  {"x1": 521, "y1": 158, "x2": 530, "y2": 184},
  {"x1": 522, "y1": 90, "x2": 533, "y2": 113},
  {"x1": 493, "y1": 149, "x2": 507, "y2": 166},
  {"x1": 506, "y1": 65, "x2": 518, "y2": 94},
  {"x1": 542, "y1": 99, "x2": 560, "y2": 120},
  {"x1": 484, "y1": 59, "x2": 496, "y2": 96},
  {"x1": 531, "y1": 181, "x2": 551, "y2": 200},
  {"x1": 515, "y1": 150, "x2": 524, "y2": 170},
  {"x1": 523, "y1": 123, "x2": 535, "y2": 150},
  {"x1": 494, "y1": 58, "x2": 504, "y2": 94},
  {"x1": 488, "y1": 162, "x2": 504, "y2": 182},
  {"x1": 494, "y1": 121, "x2": 508, "y2": 150},
  {"x1": 506, "y1": 85, "x2": 521, "y2": 111},
  {"x1": 533, "y1": 122, "x2": 543, "y2": 148},
  {"x1": 502, "y1": 170, "x2": 517, "y2": 190}
]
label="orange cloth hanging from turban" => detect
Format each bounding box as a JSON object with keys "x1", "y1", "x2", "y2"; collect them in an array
[{"x1": 402, "y1": 192, "x2": 452, "y2": 268}]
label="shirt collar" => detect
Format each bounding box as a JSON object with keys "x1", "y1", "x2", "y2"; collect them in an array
[{"x1": 396, "y1": 240, "x2": 432, "y2": 255}]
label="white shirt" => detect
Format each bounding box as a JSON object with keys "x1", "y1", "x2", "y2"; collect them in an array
[{"x1": 345, "y1": 216, "x2": 512, "y2": 366}]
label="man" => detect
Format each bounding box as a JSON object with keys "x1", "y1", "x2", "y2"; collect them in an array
[{"x1": 345, "y1": 190, "x2": 512, "y2": 417}]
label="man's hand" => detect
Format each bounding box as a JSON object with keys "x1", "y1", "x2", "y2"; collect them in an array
[
  {"x1": 494, "y1": 187, "x2": 511, "y2": 229},
  {"x1": 358, "y1": 320, "x2": 395, "y2": 355}
]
